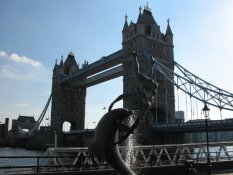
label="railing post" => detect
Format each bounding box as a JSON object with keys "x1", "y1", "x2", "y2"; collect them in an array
[
  {"x1": 216, "y1": 152, "x2": 218, "y2": 162},
  {"x1": 36, "y1": 156, "x2": 39, "y2": 174}
]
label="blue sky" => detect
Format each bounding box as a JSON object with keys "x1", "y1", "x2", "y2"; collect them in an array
[{"x1": 1, "y1": 0, "x2": 233, "y2": 129}]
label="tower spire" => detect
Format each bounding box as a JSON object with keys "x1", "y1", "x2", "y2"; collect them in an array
[
  {"x1": 125, "y1": 14, "x2": 128, "y2": 22},
  {"x1": 60, "y1": 55, "x2": 64, "y2": 66},
  {"x1": 139, "y1": 6, "x2": 142, "y2": 15},
  {"x1": 144, "y1": 2, "x2": 151, "y2": 12},
  {"x1": 123, "y1": 14, "x2": 129, "y2": 32},
  {"x1": 166, "y1": 18, "x2": 173, "y2": 35}
]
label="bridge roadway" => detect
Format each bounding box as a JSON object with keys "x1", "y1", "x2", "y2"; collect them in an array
[
  {"x1": 152, "y1": 119, "x2": 233, "y2": 133},
  {"x1": 60, "y1": 49, "x2": 123, "y2": 85}
]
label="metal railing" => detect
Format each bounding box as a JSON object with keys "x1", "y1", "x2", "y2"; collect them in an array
[
  {"x1": 2, "y1": 142, "x2": 233, "y2": 174},
  {"x1": 0, "y1": 152, "x2": 233, "y2": 174}
]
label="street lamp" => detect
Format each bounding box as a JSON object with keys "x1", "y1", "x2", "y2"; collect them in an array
[
  {"x1": 202, "y1": 104, "x2": 211, "y2": 175},
  {"x1": 54, "y1": 130, "x2": 57, "y2": 148}
]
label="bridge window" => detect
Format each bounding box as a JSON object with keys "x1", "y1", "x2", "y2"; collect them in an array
[{"x1": 63, "y1": 121, "x2": 71, "y2": 132}]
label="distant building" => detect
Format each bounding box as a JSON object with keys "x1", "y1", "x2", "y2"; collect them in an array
[
  {"x1": 11, "y1": 115, "x2": 36, "y2": 145},
  {"x1": 12, "y1": 115, "x2": 36, "y2": 132},
  {"x1": 0, "y1": 118, "x2": 9, "y2": 145},
  {"x1": 175, "y1": 111, "x2": 184, "y2": 123}
]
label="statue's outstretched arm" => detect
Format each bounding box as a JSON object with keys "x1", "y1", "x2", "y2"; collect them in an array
[
  {"x1": 108, "y1": 93, "x2": 134, "y2": 112},
  {"x1": 108, "y1": 94, "x2": 124, "y2": 112}
]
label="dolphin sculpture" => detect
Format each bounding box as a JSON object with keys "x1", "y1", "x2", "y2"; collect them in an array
[
  {"x1": 88, "y1": 52, "x2": 158, "y2": 175},
  {"x1": 89, "y1": 108, "x2": 135, "y2": 175}
]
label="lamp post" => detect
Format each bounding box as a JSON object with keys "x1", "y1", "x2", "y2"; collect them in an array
[
  {"x1": 54, "y1": 130, "x2": 57, "y2": 148},
  {"x1": 202, "y1": 104, "x2": 211, "y2": 175}
]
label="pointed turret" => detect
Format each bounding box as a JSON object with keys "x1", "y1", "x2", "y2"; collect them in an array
[
  {"x1": 165, "y1": 18, "x2": 173, "y2": 45},
  {"x1": 166, "y1": 18, "x2": 173, "y2": 36},
  {"x1": 122, "y1": 14, "x2": 128, "y2": 32},
  {"x1": 53, "y1": 59, "x2": 58, "y2": 71},
  {"x1": 122, "y1": 14, "x2": 129, "y2": 44},
  {"x1": 59, "y1": 55, "x2": 64, "y2": 66},
  {"x1": 137, "y1": 6, "x2": 142, "y2": 22},
  {"x1": 64, "y1": 52, "x2": 78, "y2": 74}
]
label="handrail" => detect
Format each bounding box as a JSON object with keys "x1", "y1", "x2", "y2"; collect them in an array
[{"x1": 1, "y1": 151, "x2": 233, "y2": 174}]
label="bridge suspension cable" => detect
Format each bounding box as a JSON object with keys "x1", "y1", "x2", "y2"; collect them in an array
[
  {"x1": 17, "y1": 94, "x2": 52, "y2": 138},
  {"x1": 153, "y1": 58, "x2": 233, "y2": 111}
]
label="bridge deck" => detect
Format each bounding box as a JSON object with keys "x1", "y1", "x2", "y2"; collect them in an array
[{"x1": 152, "y1": 119, "x2": 233, "y2": 133}]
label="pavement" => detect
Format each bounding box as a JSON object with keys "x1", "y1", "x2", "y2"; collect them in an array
[{"x1": 213, "y1": 170, "x2": 233, "y2": 175}]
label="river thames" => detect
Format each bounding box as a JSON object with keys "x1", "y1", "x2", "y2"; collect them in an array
[{"x1": 0, "y1": 147, "x2": 44, "y2": 174}]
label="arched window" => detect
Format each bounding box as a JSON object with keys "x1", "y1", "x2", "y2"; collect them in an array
[{"x1": 62, "y1": 121, "x2": 71, "y2": 132}]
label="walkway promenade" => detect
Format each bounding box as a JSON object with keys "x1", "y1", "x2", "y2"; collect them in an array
[{"x1": 214, "y1": 171, "x2": 233, "y2": 175}]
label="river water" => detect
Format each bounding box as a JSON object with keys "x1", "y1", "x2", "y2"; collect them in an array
[{"x1": 0, "y1": 147, "x2": 44, "y2": 174}]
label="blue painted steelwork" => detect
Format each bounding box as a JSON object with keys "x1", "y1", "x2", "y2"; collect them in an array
[{"x1": 153, "y1": 58, "x2": 233, "y2": 111}]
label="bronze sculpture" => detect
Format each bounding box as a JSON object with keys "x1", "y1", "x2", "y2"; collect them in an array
[{"x1": 89, "y1": 52, "x2": 158, "y2": 175}]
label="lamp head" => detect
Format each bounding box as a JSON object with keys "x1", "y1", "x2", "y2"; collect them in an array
[{"x1": 202, "y1": 104, "x2": 210, "y2": 118}]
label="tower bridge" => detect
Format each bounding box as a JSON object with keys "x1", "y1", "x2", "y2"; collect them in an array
[
  {"x1": 51, "y1": 6, "x2": 175, "y2": 141},
  {"x1": 13, "y1": 5, "x2": 233, "y2": 147},
  {"x1": 6, "y1": 5, "x2": 233, "y2": 175}
]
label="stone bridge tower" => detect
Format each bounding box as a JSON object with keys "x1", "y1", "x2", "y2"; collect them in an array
[
  {"x1": 51, "y1": 53, "x2": 86, "y2": 133},
  {"x1": 122, "y1": 5, "x2": 175, "y2": 126}
]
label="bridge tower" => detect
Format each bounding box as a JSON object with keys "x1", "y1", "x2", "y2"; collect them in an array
[
  {"x1": 122, "y1": 5, "x2": 175, "y2": 125},
  {"x1": 51, "y1": 53, "x2": 86, "y2": 133}
]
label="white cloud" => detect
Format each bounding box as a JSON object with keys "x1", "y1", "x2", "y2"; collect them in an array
[
  {"x1": 0, "y1": 65, "x2": 19, "y2": 79},
  {"x1": 0, "y1": 51, "x2": 7, "y2": 58},
  {"x1": 9, "y1": 53, "x2": 42, "y2": 68}
]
